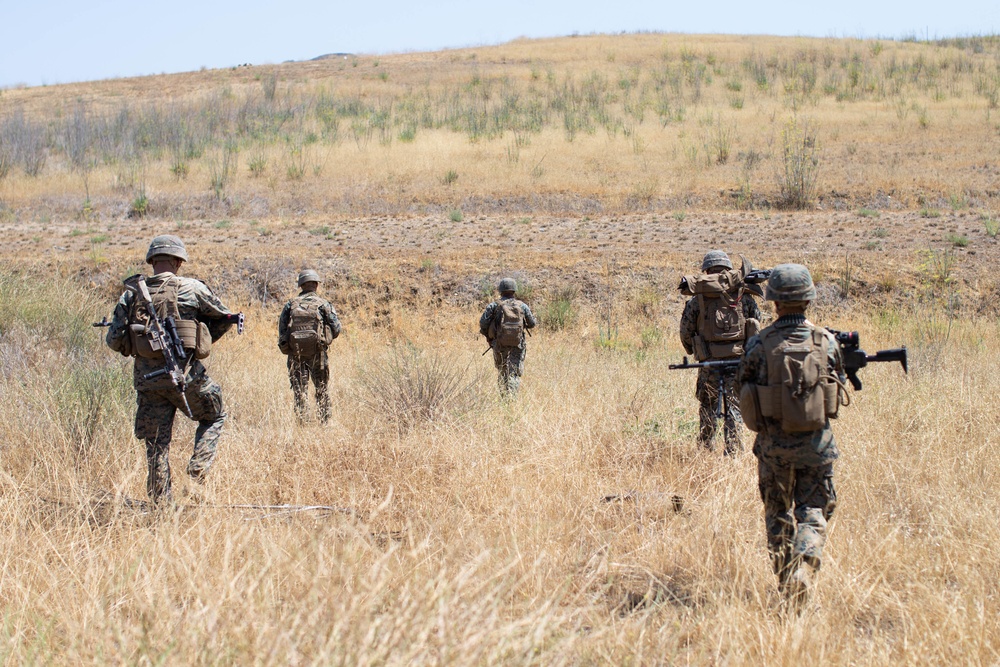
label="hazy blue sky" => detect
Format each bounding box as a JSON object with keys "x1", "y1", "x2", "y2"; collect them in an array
[{"x1": 3, "y1": 0, "x2": 998, "y2": 88}]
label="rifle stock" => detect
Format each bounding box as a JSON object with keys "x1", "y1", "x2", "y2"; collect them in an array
[
  {"x1": 220, "y1": 312, "x2": 245, "y2": 334},
  {"x1": 826, "y1": 328, "x2": 908, "y2": 391}
]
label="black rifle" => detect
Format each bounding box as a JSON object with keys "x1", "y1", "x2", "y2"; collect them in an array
[
  {"x1": 93, "y1": 316, "x2": 112, "y2": 327},
  {"x1": 744, "y1": 268, "x2": 771, "y2": 284},
  {"x1": 667, "y1": 357, "x2": 740, "y2": 421},
  {"x1": 825, "y1": 328, "x2": 907, "y2": 390},
  {"x1": 127, "y1": 277, "x2": 193, "y2": 418}
]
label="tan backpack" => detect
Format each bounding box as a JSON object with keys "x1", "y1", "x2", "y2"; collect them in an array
[
  {"x1": 741, "y1": 326, "x2": 843, "y2": 433},
  {"x1": 681, "y1": 269, "x2": 747, "y2": 360},
  {"x1": 490, "y1": 299, "x2": 525, "y2": 347},
  {"x1": 287, "y1": 296, "x2": 332, "y2": 358}
]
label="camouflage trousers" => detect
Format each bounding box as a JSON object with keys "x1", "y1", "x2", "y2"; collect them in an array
[
  {"x1": 288, "y1": 352, "x2": 330, "y2": 423},
  {"x1": 134, "y1": 366, "x2": 225, "y2": 503},
  {"x1": 696, "y1": 366, "x2": 743, "y2": 454},
  {"x1": 492, "y1": 345, "x2": 526, "y2": 397},
  {"x1": 757, "y1": 457, "x2": 837, "y2": 585}
]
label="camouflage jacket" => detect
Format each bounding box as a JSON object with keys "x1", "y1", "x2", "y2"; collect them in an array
[
  {"x1": 105, "y1": 272, "x2": 234, "y2": 385},
  {"x1": 479, "y1": 297, "x2": 537, "y2": 348},
  {"x1": 679, "y1": 291, "x2": 762, "y2": 356},
  {"x1": 737, "y1": 313, "x2": 845, "y2": 466},
  {"x1": 277, "y1": 291, "x2": 342, "y2": 353}
]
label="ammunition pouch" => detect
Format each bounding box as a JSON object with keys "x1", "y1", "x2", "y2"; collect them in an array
[
  {"x1": 693, "y1": 335, "x2": 742, "y2": 362},
  {"x1": 289, "y1": 330, "x2": 319, "y2": 358},
  {"x1": 130, "y1": 324, "x2": 162, "y2": 359},
  {"x1": 174, "y1": 319, "x2": 213, "y2": 360},
  {"x1": 739, "y1": 383, "x2": 764, "y2": 432}
]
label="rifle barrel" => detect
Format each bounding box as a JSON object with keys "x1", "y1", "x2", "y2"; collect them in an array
[{"x1": 668, "y1": 357, "x2": 740, "y2": 371}]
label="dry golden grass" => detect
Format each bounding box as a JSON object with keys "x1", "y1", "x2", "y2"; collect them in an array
[
  {"x1": 1, "y1": 31, "x2": 1000, "y2": 664},
  {"x1": 0, "y1": 255, "x2": 998, "y2": 663}
]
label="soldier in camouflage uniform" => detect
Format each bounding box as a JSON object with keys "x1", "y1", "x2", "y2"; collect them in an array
[
  {"x1": 679, "y1": 250, "x2": 763, "y2": 455},
  {"x1": 737, "y1": 264, "x2": 846, "y2": 607},
  {"x1": 278, "y1": 270, "x2": 342, "y2": 423},
  {"x1": 479, "y1": 278, "x2": 537, "y2": 397},
  {"x1": 105, "y1": 235, "x2": 236, "y2": 504}
]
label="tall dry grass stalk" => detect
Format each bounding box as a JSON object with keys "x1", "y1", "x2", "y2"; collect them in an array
[{"x1": 0, "y1": 263, "x2": 998, "y2": 663}]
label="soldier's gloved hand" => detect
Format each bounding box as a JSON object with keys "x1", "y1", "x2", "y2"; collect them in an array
[{"x1": 678, "y1": 277, "x2": 689, "y2": 292}]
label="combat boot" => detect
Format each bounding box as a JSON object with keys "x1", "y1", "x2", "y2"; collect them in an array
[{"x1": 782, "y1": 564, "x2": 814, "y2": 612}]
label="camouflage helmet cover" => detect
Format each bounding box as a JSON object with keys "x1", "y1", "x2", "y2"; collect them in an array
[
  {"x1": 701, "y1": 250, "x2": 733, "y2": 271},
  {"x1": 145, "y1": 235, "x2": 189, "y2": 264},
  {"x1": 498, "y1": 277, "x2": 517, "y2": 293},
  {"x1": 765, "y1": 263, "x2": 817, "y2": 301},
  {"x1": 298, "y1": 269, "x2": 321, "y2": 286}
]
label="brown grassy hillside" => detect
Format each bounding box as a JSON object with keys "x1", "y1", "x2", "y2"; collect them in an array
[{"x1": 2, "y1": 33, "x2": 999, "y2": 219}]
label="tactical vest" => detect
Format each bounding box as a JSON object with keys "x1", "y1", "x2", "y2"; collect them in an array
[
  {"x1": 287, "y1": 296, "x2": 332, "y2": 358},
  {"x1": 681, "y1": 270, "x2": 747, "y2": 360},
  {"x1": 490, "y1": 299, "x2": 525, "y2": 347},
  {"x1": 741, "y1": 326, "x2": 842, "y2": 433},
  {"x1": 128, "y1": 276, "x2": 211, "y2": 360}
]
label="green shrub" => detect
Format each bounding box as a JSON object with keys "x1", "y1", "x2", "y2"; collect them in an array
[
  {"x1": 945, "y1": 233, "x2": 969, "y2": 247},
  {"x1": 541, "y1": 287, "x2": 578, "y2": 331},
  {"x1": 982, "y1": 214, "x2": 999, "y2": 238},
  {"x1": 128, "y1": 193, "x2": 148, "y2": 218},
  {"x1": 777, "y1": 117, "x2": 820, "y2": 209}
]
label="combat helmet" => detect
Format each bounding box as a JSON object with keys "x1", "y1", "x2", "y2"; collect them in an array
[
  {"x1": 765, "y1": 263, "x2": 817, "y2": 301},
  {"x1": 498, "y1": 277, "x2": 517, "y2": 294},
  {"x1": 145, "y1": 235, "x2": 189, "y2": 264},
  {"x1": 701, "y1": 250, "x2": 733, "y2": 271},
  {"x1": 298, "y1": 269, "x2": 321, "y2": 287}
]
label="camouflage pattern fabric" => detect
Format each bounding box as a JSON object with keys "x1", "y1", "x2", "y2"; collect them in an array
[
  {"x1": 765, "y1": 263, "x2": 817, "y2": 302},
  {"x1": 695, "y1": 367, "x2": 743, "y2": 454},
  {"x1": 277, "y1": 291, "x2": 341, "y2": 421},
  {"x1": 288, "y1": 353, "x2": 331, "y2": 423},
  {"x1": 106, "y1": 272, "x2": 234, "y2": 503},
  {"x1": 758, "y1": 459, "x2": 836, "y2": 587},
  {"x1": 492, "y1": 345, "x2": 526, "y2": 396},
  {"x1": 480, "y1": 297, "x2": 537, "y2": 397},
  {"x1": 680, "y1": 292, "x2": 761, "y2": 452},
  {"x1": 701, "y1": 249, "x2": 733, "y2": 271},
  {"x1": 737, "y1": 313, "x2": 845, "y2": 592},
  {"x1": 134, "y1": 361, "x2": 225, "y2": 503}
]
